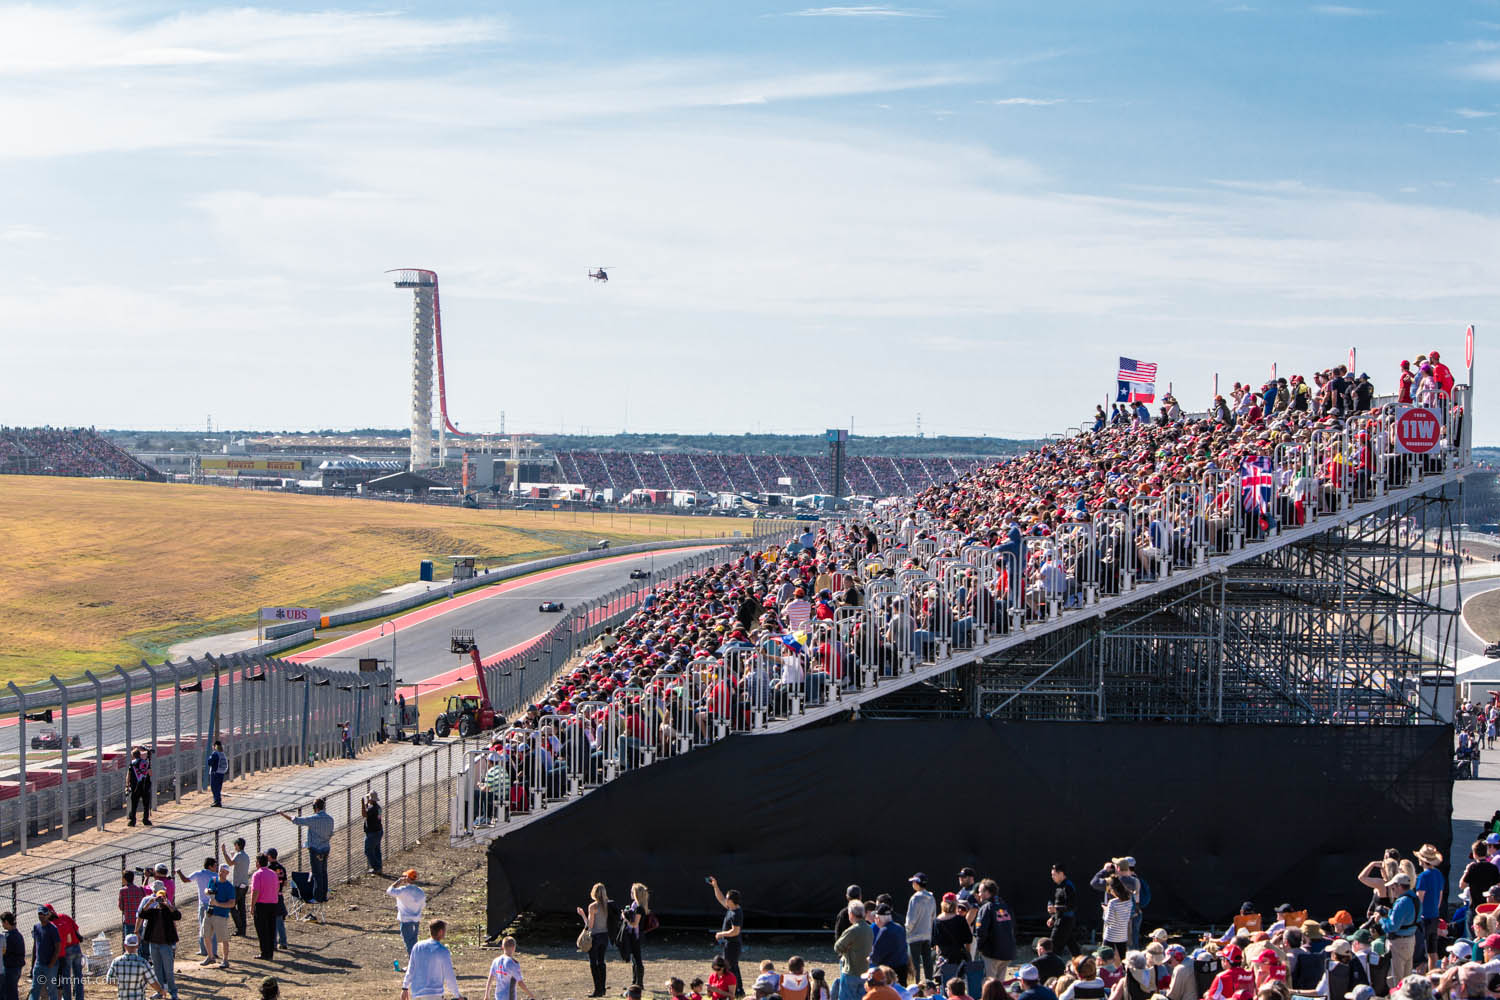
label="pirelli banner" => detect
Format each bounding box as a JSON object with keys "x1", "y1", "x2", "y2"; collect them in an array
[{"x1": 201, "y1": 458, "x2": 303, "y2": 474}]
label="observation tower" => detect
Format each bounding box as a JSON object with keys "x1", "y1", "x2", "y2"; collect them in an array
[{"x1": 388, "y1": 268, "x2": 464, "y2": 470}]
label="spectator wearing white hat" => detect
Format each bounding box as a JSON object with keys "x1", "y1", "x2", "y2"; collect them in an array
[
  {"x1": 906, "y1": 874, "x2": 936, "y2": 986},
  {"x1": 104, "y1": 935, "x2": 162, "y2": 1000},
  {"x1": 1016, "y1": 964, "x2": 1058, "y2": 1000}
]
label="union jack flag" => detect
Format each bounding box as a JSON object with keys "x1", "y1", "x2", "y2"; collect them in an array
[
  {"x1": 1116, "y1": 357, "x2": 1158, "y2": 403},
  {"x1": 1240, "y1": 457, "x2": 1275, "y2": 512}
]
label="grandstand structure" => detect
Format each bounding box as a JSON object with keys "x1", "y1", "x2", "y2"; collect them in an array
[
  {"x1": 552, "y1": 449, "x2": 984, "y2": 496},
  {"x1": 0, "y1": 427, "x2": 159, "y2": 480},
  {"x1": 451, "y1": 385, "x2": 1473, "y2": 851}
]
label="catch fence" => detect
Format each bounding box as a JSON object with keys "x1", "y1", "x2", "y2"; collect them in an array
[
  {"x1": 2, "y1": 657, "x2": 391, "y2": 854},
  {"x1": 0, "y1": 740, "x2": 467, "y2": 940}
]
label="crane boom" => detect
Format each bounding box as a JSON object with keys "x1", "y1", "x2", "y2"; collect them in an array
[{"x1": 468, "y1": 645, "x2": 493, "y2": 708}]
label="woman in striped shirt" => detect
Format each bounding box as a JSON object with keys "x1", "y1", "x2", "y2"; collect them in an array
[{"x1": 1101, "y1": 878, "x2": 1133, "y2": 962}]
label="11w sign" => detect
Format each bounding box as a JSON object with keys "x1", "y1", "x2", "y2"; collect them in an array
[{"x1": 1394, "y1": 406, "x2": 1442, "y2": 455}]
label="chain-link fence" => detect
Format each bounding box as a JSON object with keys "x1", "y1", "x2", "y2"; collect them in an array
[{"x1": 0, "y1": 740, "x2": 468, "y2": 940}]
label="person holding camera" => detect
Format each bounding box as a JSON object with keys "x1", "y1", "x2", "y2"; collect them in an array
[
  {"x1": 361, "y1": 792, "x2": 384, "y2": 875},
  {"x1": 279, "y1": 800, "x2": 334, "y2": 904},
  {"x1": 136, "y1": 889, "x2": 181, "y2": 1000},
  {"x1": 1378, "y1": 872, "x2": 1421, "y2": 986},
  {"x1": 221, "y1": 839, "x2": 250, "y2": 937},
  {"x1": 710, "y1": 877, "x2": 744, "y2": 998}
]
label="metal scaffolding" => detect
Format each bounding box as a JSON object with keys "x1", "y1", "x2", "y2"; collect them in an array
[{"x1": 864, "y1": 482, "x2": 1463, "y2": 727}]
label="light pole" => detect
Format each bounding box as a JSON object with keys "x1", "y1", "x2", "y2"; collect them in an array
[{"x1": 380, "y1": 620, "x2": 402, "y2": 721}]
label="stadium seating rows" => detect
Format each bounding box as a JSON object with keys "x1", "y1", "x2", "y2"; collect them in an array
[
  {"x1": 0, "y1": 427, "x2": 158, "y2": 480},
  {"x1": 550, "y1": 450, "x2": 984, "y2": 497}
]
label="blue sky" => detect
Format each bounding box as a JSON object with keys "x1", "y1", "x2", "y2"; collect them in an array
[{"x1": 0, "y1": 1, "x2": 1496, "y2": 441}]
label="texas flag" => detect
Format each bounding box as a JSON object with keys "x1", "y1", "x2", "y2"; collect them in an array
[{"x1": 1116, "y1": 357, "x2": 1158, "y2": 403}]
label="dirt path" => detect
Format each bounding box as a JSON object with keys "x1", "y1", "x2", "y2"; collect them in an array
[{"x1": 174, "y1": 829, "x2": 876, "y2": 1000}]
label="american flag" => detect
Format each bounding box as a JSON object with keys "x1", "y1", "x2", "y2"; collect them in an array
[{"x1": 1116, "y1": 357, "x2": 1158, "y2": 404}]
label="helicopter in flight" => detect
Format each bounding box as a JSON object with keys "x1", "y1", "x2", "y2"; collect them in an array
[{"x1": 587, "y1": 266, "x2": 612, "y2": 283}]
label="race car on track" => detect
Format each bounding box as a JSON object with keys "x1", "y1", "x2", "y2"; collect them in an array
[
  {"x1": 629, "y1": 568, "x2": 650, "y2": 580},
  {"x1": 30, "y1": 728, "x2": 81, "y2": 750},
  {"x1": 538, "y1": 600, "x2": 565, "y2": 612}
]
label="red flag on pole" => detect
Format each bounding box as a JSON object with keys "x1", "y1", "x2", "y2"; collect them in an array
[
  {"x1": 1348, "y1": 347, "x2": 1356, "y2": 372},
  {"x1": 1271, "y1": 362, "x2": 1277, "y2": 380}
]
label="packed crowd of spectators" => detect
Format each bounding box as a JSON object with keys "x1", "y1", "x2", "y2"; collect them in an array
[
  {"x1": 0, "y1": 427, "x2": 159, "y2": 480},
  {"x1": 553, "y1": 842, "x2": 1485, "y2": 1000},
  {"x1": 458, "y1": 353, "x2": 1466, "y2": 814}
]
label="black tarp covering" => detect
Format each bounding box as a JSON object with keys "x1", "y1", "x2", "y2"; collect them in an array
[{"x1": 487, "y1": 720, "x2": 1452, "y2": 934}]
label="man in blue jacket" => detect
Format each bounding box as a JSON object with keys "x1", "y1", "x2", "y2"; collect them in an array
[
  {"x1": 869, "y1": 906, "x2": 910, "y2": 986},
  {"x1": 206, "y1": 742, "x2": 228, "y2": 808},
  {"x1": 1379, "y1": 872, "x2": 1420, "y2": 986},
  {"x1": 974, "y1": 880, "x2": 1016, "y2": 981},
  {"x1": 29, "y1": 907, "x2": 60, "y2": 1000}
]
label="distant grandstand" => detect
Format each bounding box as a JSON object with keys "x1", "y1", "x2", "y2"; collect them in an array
[
  {"x1": 549, "y1": 449, "x2": 984, "y2": 496},
  {"x1": 0, "y1": 427, "x2": 160, "y2": 480}
]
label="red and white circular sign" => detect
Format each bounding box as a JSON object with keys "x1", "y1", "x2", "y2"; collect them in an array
[
  {"x1": 1466, "y1": 324, "x2": 1474, "y2": 369},
  {"x1": 1394, "y1": 407, "x2": 1442, "y2": 454}
]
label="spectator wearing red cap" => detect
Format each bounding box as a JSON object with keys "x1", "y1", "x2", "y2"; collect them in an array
[
  {"x1": 1203, "y1": 945, "x2": 1254, "y2": 1000},
  {"x1": 1250, "y1": 946, "x2": 1286, "y2": 988},
  {"x1": 932, "y1": 895, "x2": 971, "y2": 987},
  {"x1": 1430, "y1": 352, "x2": 1454, "y2": 400}
]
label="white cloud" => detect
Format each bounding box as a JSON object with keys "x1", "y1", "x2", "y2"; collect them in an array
[
  {"x1": 0, "y1": 224, "x2": 50, "y2": 242},
  {"x1": 787, "y1": 5, "x2": 939, "y2": 17},
  {"x1": 988, "y1": 97, "x2": 1067, "y2": 106},
  {"x1": 1455, "y1": 108, "x2": 1497, "y2": 118},
  {"x1": 0, "y1": 7, "x2": 502, "y2": 74},
  {"x1": 1414, "y1": 124, "x2": 1468, "y2": 134},
  {"x1": 1310, "y1": 4, "x2": 1375, "y2": 14},
  {"x1": 1464, "y1": 60, "x2": 1500, "y2": 80},
  {"x1": 0, "y1": 62, "x2": 975, "y2": 160}
]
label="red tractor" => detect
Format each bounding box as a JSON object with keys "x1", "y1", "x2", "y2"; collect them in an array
[{"x1": 433, "y1": 631, "x2": 499, "y2": 739}]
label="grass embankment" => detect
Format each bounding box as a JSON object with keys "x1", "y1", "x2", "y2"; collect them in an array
[{"x1": 0, "y1": 477, "x2": 741, "y2": 686}]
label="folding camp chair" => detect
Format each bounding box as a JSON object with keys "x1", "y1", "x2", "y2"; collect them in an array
[
  {"x1": 288, "y1": 871, "x2": 323, "y2": 923},
  {"x1": 1232, "y1": 913, "x2": 1263, "y2": 935}
]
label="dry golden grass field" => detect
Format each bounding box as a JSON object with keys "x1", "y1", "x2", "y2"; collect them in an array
[{"x1": 0, "y1": 476, "x2": 743, "y2": 685}]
